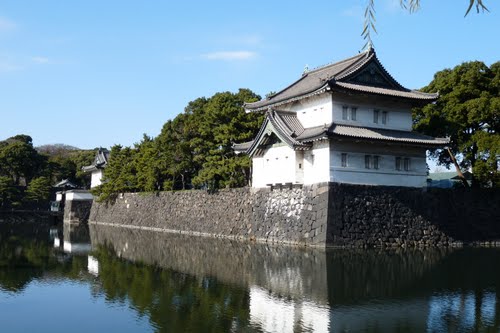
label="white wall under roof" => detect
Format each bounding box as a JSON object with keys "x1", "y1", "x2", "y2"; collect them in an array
[
  {"x1": 332, "y1": 93, "x2": 413, "y2": 131},
  {"x1": 303, "y1": 140, "x2": 330, "y2": 185},
  {"x1": 281, "y1": 94, "x2": 332, "y2": 129},
  {"x1": 330, "y1": 141, "x2": 428, "y2": 187},
  {"x1": 91, "y1": 170, "x2": 104, "y2": 188},
  {"x1": 252, "y1": 145, "x2": 298, "y2": 187}
]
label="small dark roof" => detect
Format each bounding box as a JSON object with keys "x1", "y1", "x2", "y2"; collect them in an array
[
  {"x1": 82, "y1": 148, "x2": 110, "y2": 173},
  {"x1": 241, "y1": 110, "x2": 311, "y2": 157},
  {"x1": 53, "y1": 179, "x2": 78, "y2": 189},
  {"x1": 234, "y1": 109, "x2": 449, "y2": 156},
  {"x1": 245, "y1": 48, "x2": 438, "y2": 111}
]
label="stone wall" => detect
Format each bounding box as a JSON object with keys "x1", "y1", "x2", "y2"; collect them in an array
[
  {"x1": 89, "y1": 183, "x2": 500, "y2": 248},
  {"x1": 89, "y1": 183, "x2": 329, "y2": 246},
  {"x1": 64, "y1": 199, "x2": 93, "y2": 224},
  {"x1": 327, "y1": 183, "x2": 500, "y2": 248}
]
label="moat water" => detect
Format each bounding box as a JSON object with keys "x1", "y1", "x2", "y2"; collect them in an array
[{"x1": 1, "y1": 221, "x2": 500, "y2": 333}]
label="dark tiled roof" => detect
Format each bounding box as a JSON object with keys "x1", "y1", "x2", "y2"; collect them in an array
[
  {"x1": 334, "y1": 82, "x2": 438, "y2": 100},
  {"x1": 245, "y1": 48, "x2": 437, "y2": 111},
  {"x1": 297, "y1": 124, "x2": 449, "y2": 146},
  {"x1": 235, "y1": 110, "x2": 311, "y2": 156},
  {"x1": 82, "y1": 148, "x2": 110, "y2": 172}
]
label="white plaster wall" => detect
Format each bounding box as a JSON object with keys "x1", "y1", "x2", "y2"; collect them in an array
[
  {"x1": 91, "y1": 170, "x2": 103, "y2": 188},
  {"x1": 330, "y1": 141, "x2": 428, "y2": 187},
  {"x1": 303, "y1": 140, "x2": 330, "y2": 185},
  {"x1": 65, "y1": 191, "x2": 94, "y2": 201},
  {"x1": 331, "y1": 94, "x2": 413, "y2": 131},
  {"x1": 252, "y1": 145, "x2": 297, "y2": 188},
  {"x1": 56, "y1": 192, "x2": 63, "y2": 202},
  {"x1": 281, "y1": 94, "x2": 332, "y2": 128}
]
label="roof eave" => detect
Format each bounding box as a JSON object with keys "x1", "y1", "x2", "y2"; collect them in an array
[{"x1": 245, "y1": 84, "x2": 330, "y2": 112}]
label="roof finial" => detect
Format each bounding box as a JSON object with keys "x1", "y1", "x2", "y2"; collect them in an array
[{"x1": 303, "y1": 64, "x2": 309, "y2": 75}]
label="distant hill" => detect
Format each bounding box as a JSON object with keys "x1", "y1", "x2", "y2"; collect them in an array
[{"x1": 36, "y1": 144, "x2": 82, "y2": 156}]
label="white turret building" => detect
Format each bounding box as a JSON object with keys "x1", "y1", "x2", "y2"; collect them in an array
[
  {"x1": 234, "y1": 48, "x2": 448, "y2": 188},
  {"x1": 82, "y1": 148, "x2": 110, "y2": 188}
]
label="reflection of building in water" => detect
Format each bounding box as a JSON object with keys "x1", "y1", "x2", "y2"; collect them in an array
[
  {"x1": 249, "y1": 286, "x2": 330, "y2": 333},
  {"x1": 88, "y1": 224, "x2": 500, "y2": 332},
  {"x1": 54, "y1": 222, "x2": 92, "y2": 254},
  {"x1": 87, "y1": 255, "x2": 99, "y2": 276}
]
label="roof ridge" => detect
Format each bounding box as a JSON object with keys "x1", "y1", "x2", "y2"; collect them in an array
[{"x1": 306, "y1": 50, "x2": 370, "y2": 75}]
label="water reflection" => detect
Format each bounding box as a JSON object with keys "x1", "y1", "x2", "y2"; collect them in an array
[
  {"x1": 1, "y1": 220, "x2": 500, "y2": 332},
  {"x1": 89, "y1": 224, "x2": 500, "y2": 332}
]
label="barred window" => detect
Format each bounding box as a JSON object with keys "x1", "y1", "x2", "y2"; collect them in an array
[
  {"x1": 404, "y1": 158, "x2": 411, "y2": 171},
  {"x1": 342, "y1": 106, "x2": 348, "y2": 120},
  {"x1": 365, "y1": 155, "x2": 371, "y2": 169},
  {"x1": 382, "y1": 111, "x2": 387, "y2": 125},
  {"x1": 395, "y1": 157, "x2": 402, "y2": 171},
  {"x1": 373, "y1": 109, "x2": 380, "y2": 123},
  {"x1": 341, "y1": 153, "x2": 348, "y2": 167}
]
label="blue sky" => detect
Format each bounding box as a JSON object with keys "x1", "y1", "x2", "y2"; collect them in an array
[{"x1": 0, "y1": 0, "x2": 498, "y2": 152}]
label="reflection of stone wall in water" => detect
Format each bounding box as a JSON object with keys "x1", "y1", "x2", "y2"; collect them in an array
[
  {"x1": 63, "y1": 223, "x2": 90, "y2": 244},
  {"x1": 89, "y1": 224, "x2": 453, "y2": 306},
  {"x1": 0, "y1": 212, "x2": 56, "y2": 241},
  {"x1": 89, "y1": 183, "x2": 500, "y2": 247},
  {"x1": 89, "y1": 224, "x2": 329, "y2": 304}
]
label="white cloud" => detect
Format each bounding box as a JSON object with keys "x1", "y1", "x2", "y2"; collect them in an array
[
  {"x1": 201, "y1": 51, "x2": 257, "y2": 61},
  {"x1": 31, "y1": 56, "x2": 50, "y2": 64},
  {"x1": 0, "y1": 17, "x2": 16, "y2": 31}
]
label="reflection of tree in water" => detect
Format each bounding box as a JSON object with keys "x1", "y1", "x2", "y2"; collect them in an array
[
  {"x1": 0, "y1": 237, "x2": 49, "y2": 292},
  {"x1": 326, "y1": 248, "x2": 451, "y2": 304},
  {"x1": 422, "y1": 248, "x2": 500, "y2": 332},
  {"x1": 0, "y1": 236, "x2": 88, "y2": 293},
  {"x1": 92, "y1": 245, "x2": 255, "y2": 333}
]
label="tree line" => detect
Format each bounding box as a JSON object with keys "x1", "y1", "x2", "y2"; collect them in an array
[
  {"x1": 0, "y1": 135, "x2": 95, "y2": 209},
  {"x1": 93, "y1": 88, "x2": 264, "y2": 201}
]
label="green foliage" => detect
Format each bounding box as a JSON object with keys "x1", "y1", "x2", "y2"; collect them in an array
[
  {"x1": 0, "y1": 176, "x2": 20, "y2": 208},
  {"x1": 413, "y1": 61, "x2": 500, "y2": 187},
  {"x1": 95, "y1": 88, "x2": 263, "y2": 201},
  {"x1": 0, "y1": 135, "x2": 46, "y2": 185},
  {"x1": 38, "y1": 145, "x2": 96, "y2": 188},
  {"x1": 25, "y1": 177, "x2": 51, "y2": 202},
  {"x1": 93, "y1": 245, "x2": 251, "y2": 332},
  {"x1": 93, "y1": 145, "x2": 138, "y2": 202},
  {"x1": 190, "y1": 89, "x2": 262, "y2": 189}
]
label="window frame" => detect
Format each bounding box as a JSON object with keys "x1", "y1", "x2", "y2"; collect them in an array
[
  {"x1": 341, "y1": 153, "x2": 348, "y2": 167},
  {"x1": 395, "y1": 157, "x2": 402, "y2": 171},
  {"x1": 373, "y1": 109, "x2": 380, "y2": 124},
  {"x1": 364, "y1": 155, "x2": 371, "y2": 169}
]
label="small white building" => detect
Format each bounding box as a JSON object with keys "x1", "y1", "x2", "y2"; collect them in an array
[
  {"x1": 235, "y1": 48, "x2": 448, "y2": 188},
  {"x1": 82, "y1": 148, "x2": 110, "y2": 188}
]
